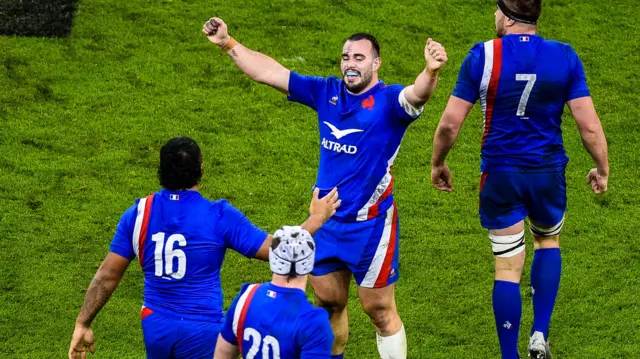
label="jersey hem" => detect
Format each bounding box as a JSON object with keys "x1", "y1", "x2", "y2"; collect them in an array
[
  {"x1": 142, "y1": 302, "x2": 225, "y2": 322},
  {"x1": 480, "y1": 163, "x2": 567, "y2": 173}
]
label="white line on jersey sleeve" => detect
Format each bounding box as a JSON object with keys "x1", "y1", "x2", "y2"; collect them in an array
[
  {"x1": 398, "y1": 88, "x2": 424, "y2": 118},
  {"x1": 479, "y1": 40, "x2": 494, "y2": 129},
  {"x1": 131, "y1": 197, "x2": 147, "y2": 258}
]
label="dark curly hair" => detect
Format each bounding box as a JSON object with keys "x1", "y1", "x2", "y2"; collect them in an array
[{"x1": 158, "y1": 137, "x2": 202, "y2": 190}]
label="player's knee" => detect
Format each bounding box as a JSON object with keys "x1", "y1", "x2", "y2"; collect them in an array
[
  {"x1": 490, "y1": 230, "x2": 525, "y2": 258},
  {"x1": 495, "y1": 254, "x2": 525, "y2": 272},
  {"x1": 316, "y1": 297, "x2": 347, "y2": 317},
  {"x1": 361, "y1": 299, "x2": 396, "y2": 330}
]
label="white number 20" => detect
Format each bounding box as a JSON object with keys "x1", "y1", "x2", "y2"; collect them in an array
[
  {"x1": 515, "y1": 74, "x2": 537, "y2": 116},
  {"x1": 244, "y1": 327, "x2": 281, "y2": 359},
  {"x1": 151, "y1": 232, "x2": 187, "y2": 279}
]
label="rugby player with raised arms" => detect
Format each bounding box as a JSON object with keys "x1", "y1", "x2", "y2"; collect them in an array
[{"x1": 204, "y1": 17, "x2": 448, "y2": 359}]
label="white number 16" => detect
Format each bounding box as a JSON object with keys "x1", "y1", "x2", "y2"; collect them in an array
[
  {"x1": 151, "y1": 232, "x2": 187, "y2": 279},
  {"x1": 516, "y1": 74, "x2": 537, "y2": 116}
]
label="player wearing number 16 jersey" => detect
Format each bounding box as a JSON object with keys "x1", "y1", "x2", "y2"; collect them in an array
[
  {"x1": 214, "y1": 226, "x2": 334, "y2": 359},
  {"x1": 68, "y1": 137, "x2": 340, "y2": 359},
  {"x1": 430, "y1": 1, "x2": 609, "y2": 358}
]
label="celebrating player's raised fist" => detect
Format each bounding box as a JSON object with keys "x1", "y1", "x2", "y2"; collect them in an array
[
  {"x1": 202, "y1": 17, "x2": 231, "y2": 47},
  {"x1": 425, "y1": 38, "x2": 448, "y2": 73}
]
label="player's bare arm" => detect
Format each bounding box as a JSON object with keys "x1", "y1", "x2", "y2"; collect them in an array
[
  {"x1": 430, "y1": 96, "x2": 475, "y2": 192},
  {"x1": 253, "y1": 188, "x2": 340, "y2": 260},
  {"x1": 403, "y1": 38, "x2": 448, "y2": 109},
  {"x1": 568, "y1": 96, "x2": 609, "y2": 194},
  {"x1": 213, "y1": 334, "x2": 240, "y2": 359},
  {"x1": 203, "y1": 17, "x2": 291, "y2": 95},
  {"x1": 69, "y1": 253, "x2": 130, "y2": 359}
]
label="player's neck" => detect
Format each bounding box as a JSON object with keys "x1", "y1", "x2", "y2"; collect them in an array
[
  {"x1": 506, "y1": 24, "x2": 537, "y2": 36},
  {"x1": 271, "y1": 274, "x2": 307, "y2": 291},
  {"x1": 163, "y1": 185, "x2": 199, "y2": 192}
]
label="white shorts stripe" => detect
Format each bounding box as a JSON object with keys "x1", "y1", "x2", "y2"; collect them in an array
[
  {"x1": 360, "y1": 205, "x2": 396, "y2": 288},
  {"x1": 232, "y1": 283, "x2": 258, "y2": 337},
  {"x1": 131, "y1": 197, "x2": 148, "y2": 258},
  {"x1": 479, "y1": 40, "x2": 494, "y2": 129}
]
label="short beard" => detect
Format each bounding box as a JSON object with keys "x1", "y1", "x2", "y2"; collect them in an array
[
  {"x1": 496, "y1": 20, "x2": 507, "y2": 38},
  {"x1": 344, "y1": 71, "x2": 373, "y2": 94}
]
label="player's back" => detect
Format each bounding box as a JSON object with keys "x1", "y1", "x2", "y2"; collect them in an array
[
  {"x1": 223, "y1": 282, "x2": 333, "y2": 358},
  {"x1": 473, "y1": 34, "x2": 590, "y2": 171},
  {"x1": 110, "y1": 188, "x2": 267, "y2": 322},
  {"x1": 139, "y1": 189, "x2": 229, "y2": 320}
]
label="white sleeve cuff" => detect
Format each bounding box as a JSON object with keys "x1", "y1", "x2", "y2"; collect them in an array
[{"x1": 398, "y1": 88, "x2": 424, "y2": 118}]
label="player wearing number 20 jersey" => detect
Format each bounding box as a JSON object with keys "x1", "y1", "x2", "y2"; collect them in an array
[{"x1": 215, "y1": 226, "x2": 333, "y2": 359}]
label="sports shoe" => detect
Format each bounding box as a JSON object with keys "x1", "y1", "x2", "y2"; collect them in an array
[{"x1": 528, "y1": 331, "x2": 552, "y2": 359}]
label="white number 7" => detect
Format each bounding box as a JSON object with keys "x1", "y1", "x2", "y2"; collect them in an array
[{"x1": 515, "y1": 74, "x2": 537, "y2": 116}]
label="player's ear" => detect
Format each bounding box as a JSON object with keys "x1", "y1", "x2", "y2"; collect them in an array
[
  {"x1": 505, "y1": 18, "x2": 516, "y2": 28},
  {"x1": 373, "y1": 57, "x2": 381, "y2": 71}
]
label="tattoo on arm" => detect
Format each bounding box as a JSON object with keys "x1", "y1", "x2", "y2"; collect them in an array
[{"x1": 76, "y1": 272, "x2": 119, "y2": 327}]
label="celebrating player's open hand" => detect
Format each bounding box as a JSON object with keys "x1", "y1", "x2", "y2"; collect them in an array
[
  {"x1": 586, "y1": 168, "x2": 608, "y2": 194},
  {"x1": 69, "y1": 325, "x2": 95, "y2": 359},
  {"x1": 424, "y1": 38, "x2": 449, "y2": 72},
  {"x1": 432, "y1": 163, "x2": 453, "y2": 192},
  {"x1": 310, "y1": 188, "x2": 341, "y2": 223},
  {"x1": 202, "y1": 17, "x2": 231, "y2": 47},
  {"x1": 425, "y1": 38, "x2": 448, "y2": 73}
]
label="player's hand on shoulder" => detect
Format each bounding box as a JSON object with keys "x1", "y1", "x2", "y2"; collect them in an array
[
  {"x1": 310, "y1": 187, "x2": 341, "y2": 223},
  {"x1": 69, "y1": 324, "x2": 95, "y2": 359},
  {"x1": 431, "y1": 163, "x2": 454, "y2": 192},
  {"x1": 425, "y1": 38, "x2": 448, "y2": 74},
  {"x1": 203, "y1": 17, "x2": 231, "y2": 47},
  {"x1": 586, "y1": 168, "x2": 608, "y2": 195}
]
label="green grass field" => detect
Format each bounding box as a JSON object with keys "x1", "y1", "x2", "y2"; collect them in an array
[{"x1": 1, "y1": 0, "x2": 639, "y2": 357}]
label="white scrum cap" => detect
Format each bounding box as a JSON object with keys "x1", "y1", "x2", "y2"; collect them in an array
[{"x1": 269, "y1": 226, "x2": 316, "y2": 276}]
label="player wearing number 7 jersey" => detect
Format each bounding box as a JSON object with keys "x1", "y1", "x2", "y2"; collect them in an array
[
  {"x1": 68, "y1": 137, "x2": 341, "y2": 359},
  {"x1": 430, "y1": 0, "x2": 609, "y2": 358},
  {"x1": 215, "y1": 226, "x2": 333, "y2": 359}
]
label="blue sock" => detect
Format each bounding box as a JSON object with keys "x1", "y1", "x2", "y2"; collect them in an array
[
  {"x1": 330, "y1": 355, "x2": 344, "y2": 359},
  {"x1": 530, "y1": 248, "x2": 562, "y2": 340},
  {"x1": 493, "y1": 280, "x2": 522, "y2": 359}
]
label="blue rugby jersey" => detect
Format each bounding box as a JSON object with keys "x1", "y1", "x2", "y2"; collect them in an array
[
  {"x1": 220, "y1": 282, "x2": 333, "y2": 359},
  {"x1": 452, "y1": 34, "x2": 590, "y2": 172},
  {"x1": 288, "y1": 73, "x2": 422, "y2": 222},
  {"x1": 109, "y1": 188, "x2": 268, "y2": 321}
]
